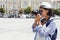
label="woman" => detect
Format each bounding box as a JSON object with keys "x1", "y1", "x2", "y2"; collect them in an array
[{"x1": 32, "y1": 2, "x2": 57, "y2": 40}]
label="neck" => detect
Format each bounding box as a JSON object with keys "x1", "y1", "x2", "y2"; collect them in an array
[{"x1": 45, "y1": 16, "x2": 50, "y2": 21}]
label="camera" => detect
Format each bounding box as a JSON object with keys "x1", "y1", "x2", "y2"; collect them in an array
[{"x1": 32, "y1": 10, "x2": 42, "y2": 15}]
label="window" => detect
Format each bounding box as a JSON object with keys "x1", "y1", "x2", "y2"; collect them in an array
[{"x1": 22, "y1": 1, "x2": 28, "y2": 8}]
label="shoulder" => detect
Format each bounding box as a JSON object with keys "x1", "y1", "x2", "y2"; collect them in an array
[
  {"x1": 49, "y1": 17, "x2": 55, "y2": 23},
  {"x1": 48, "y1": 17, "x2": 56, "y2": 26}
]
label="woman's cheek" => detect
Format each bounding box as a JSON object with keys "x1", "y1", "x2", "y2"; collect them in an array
[
  {"x1": 42, "y1": 12, "x2": 45, "y2": 17},
  {"x1": 41, "y1": 13, "x2": 44, "y2": 17}
]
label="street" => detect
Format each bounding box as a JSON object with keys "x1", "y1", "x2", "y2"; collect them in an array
[{"x1": 0, "y1": 18, "x2": 59, "y2": 40}]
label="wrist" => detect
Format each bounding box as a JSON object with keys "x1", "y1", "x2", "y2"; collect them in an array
[
  {"x1": 38, "y1": 22, "x2": 41, "y2": 25},
  {"x1": 38, "y1": 24, "x2": 42, "y2": 27},
  {"x1": 37, "y1": 20, "x2": 41, "y2": 25}
]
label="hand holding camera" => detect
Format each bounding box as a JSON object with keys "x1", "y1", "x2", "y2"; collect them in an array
[
  {"x1": 32, "y1": 10, "x2": 42, "y2": 27},
  {"x1": 36, "y1": 14, "x2": 41, "y2": 25}
]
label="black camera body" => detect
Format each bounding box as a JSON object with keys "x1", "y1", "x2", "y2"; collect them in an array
[
  {"x1": 32, "y1": 10, "x2": 46, "y2": 23},
  {"x1": 32, "y1": 10, "x2": 42, "y2": 15}
]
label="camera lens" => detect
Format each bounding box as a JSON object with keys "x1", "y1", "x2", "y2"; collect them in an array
[
  {"x1": 39, "y1": 10, "x2": 42, "y2": 15},
  {"x1": 32, "y1": 10, "x2": 42, "y2": 15}
]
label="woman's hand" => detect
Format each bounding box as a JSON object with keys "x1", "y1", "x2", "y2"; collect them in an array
[
  {"x1": 33, "y1": 15, "x2": 37, "y2": 28},
  {"x1": 33, "y1": 14, "x2": 42, "y2": 28},
  {"x1": 36, "y1": 14, "x2": 41, "y2": 25}
]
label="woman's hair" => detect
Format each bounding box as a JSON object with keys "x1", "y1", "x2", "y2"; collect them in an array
[
  {"x1": 44, "y1": 8, "x2": 54, "y2": 17},
  {"x1": 40, "y1": 5, "x2": 54, "y2": 17}
]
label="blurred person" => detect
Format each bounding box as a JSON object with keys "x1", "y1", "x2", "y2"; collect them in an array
[{"x1": 32, "y1": 2, "x2": 57, "y2": 40}]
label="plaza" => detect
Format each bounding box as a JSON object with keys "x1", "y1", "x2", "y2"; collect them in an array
[{"x1": 0, "y1": 18, "x2": 59, "y2": 40}]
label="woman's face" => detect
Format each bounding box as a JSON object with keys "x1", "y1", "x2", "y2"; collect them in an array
[{"x1": 40, "y1": 8, "x2": 48, "y2": 17}]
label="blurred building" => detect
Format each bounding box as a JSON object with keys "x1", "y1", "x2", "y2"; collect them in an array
[
  {"x1": 52, "y1": 0, "x2": 60, "y2": 9},
  {"x1": 0, "y1": 0, "x2": 60, "y2": 15}
]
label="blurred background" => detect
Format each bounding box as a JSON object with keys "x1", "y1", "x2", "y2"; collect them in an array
[
  {"x1": 0, "y1": 0, "x2": 60, "y2": 18},
  {"x1": 0, "y1": 0, "x2": 60, "y2": 40}
]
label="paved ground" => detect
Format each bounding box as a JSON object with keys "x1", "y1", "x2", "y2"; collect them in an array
[{"x1": 0, "y1": 18, "x2": 60, "y2": 40}]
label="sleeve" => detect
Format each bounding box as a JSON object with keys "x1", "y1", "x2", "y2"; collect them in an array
[
  {"x1": 37, "y1": 21, "x2": 56, "y2": 36},
  {"x1": 32, "y1": 23, "x2": 42, "y2": 32}
]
